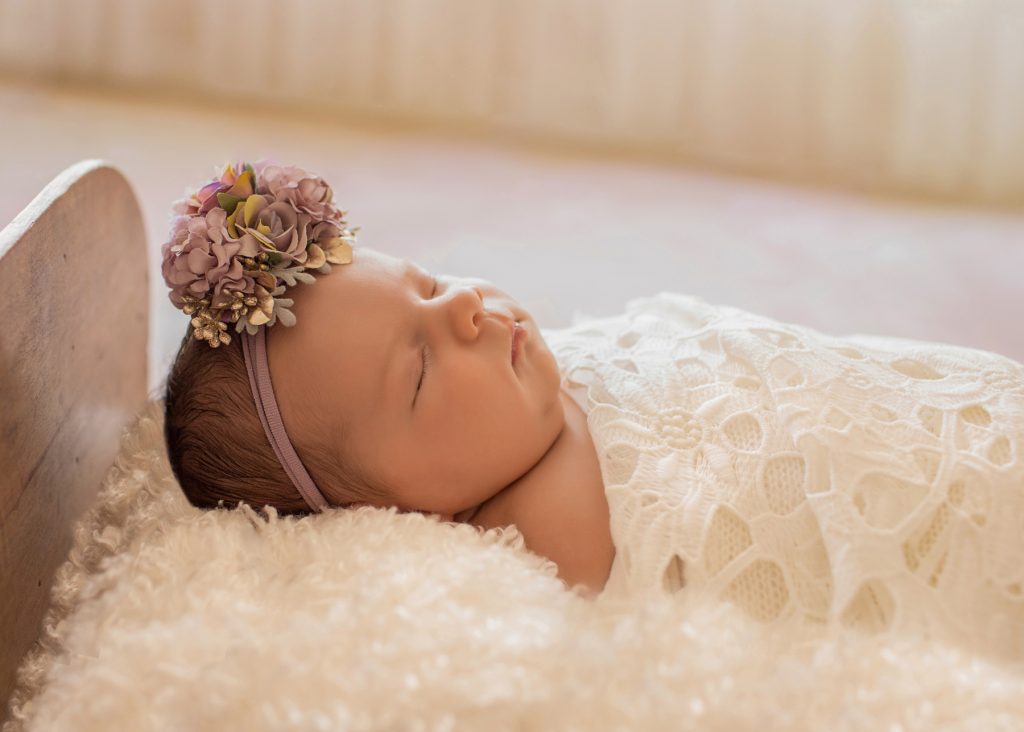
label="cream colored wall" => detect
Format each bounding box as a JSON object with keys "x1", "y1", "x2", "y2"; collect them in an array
[{"x1": 1, "y1": 0, "x2": 1021, "y2": 207}]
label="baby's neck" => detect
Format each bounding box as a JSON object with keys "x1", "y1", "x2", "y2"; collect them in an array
[
  {"x1": 454, "y1": 386, "x2": 614, "y2": 593},
  {"x1": 451, "y1": 389, "x2": 574, "y2": 524}
]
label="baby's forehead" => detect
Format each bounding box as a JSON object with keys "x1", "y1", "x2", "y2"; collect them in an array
[
  {"x1": 351, "y1": 248, "x2": 425, "y2": 284},
  {"x1": 315, "y1": 249, "x2": 432, "y2": 347}
]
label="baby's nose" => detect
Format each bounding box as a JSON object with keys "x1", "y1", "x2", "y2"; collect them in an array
[{"x1": 446, "y1": 285, "x2": 485, "y2": 340}]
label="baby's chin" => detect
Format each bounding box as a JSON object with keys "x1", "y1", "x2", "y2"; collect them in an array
[{"x1": 534, "y1": 344, "x2": 569, "y2": 437}]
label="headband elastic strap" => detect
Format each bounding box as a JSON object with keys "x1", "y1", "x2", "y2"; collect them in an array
[{"x1": 241, "y1": 328, "x2": 330, "y2": 513}]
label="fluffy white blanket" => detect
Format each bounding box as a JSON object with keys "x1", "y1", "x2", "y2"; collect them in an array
[{"x1": 5, "y1": 387, "x2": 1024, "y2": 729}]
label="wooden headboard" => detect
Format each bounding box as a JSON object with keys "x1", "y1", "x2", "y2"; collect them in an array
[{"x1": 0, "y1": 160, "x2": 149, "y2": 713}]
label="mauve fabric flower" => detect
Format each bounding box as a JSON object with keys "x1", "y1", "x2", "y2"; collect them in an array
[
  {"x1": 308, "y1": 217, "x2": 344, "y2": 244},
  {"x1": 162, "y1": 207, "x2": 259, "y2": 310},
  {"x1": 160, "y1": 158, "x2": 356, "y2": 345},
  {"x1": 181, "y1": 160, "x2": 259, "y2": 216},
  {"x1": 257, "y1": 162, "x2": 344, "y2": 223},
  {"x1": 227, "y1": 193, "x2": 307, "y2": 265},
  {"x1": 305, "y1": 218, "x2": 349, "y2": 268}
]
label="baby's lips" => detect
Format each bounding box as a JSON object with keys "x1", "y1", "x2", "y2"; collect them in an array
[{"x1": 512, "y1": 320, "x2": 529, "y2": 365}]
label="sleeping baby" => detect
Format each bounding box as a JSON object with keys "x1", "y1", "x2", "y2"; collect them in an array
[
  {"x1": 165, "y1": 243, "x2": 617, "y2": 592},
  {"x1": 162, "y1": 160, "x2": 1024, "y2": 661}
]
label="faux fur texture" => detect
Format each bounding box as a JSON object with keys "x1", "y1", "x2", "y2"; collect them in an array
[{"x1": 5, "y1": 400, "x2": 1024, "y2": 731}]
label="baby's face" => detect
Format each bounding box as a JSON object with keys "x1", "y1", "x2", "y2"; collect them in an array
[{"x1": 270, "y1": 247, "x2": 566, "y2": 519}]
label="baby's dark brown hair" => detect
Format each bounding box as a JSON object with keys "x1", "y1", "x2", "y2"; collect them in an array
[{"x1": 163, "y1": 328, "x2": 384, "y2": 515}]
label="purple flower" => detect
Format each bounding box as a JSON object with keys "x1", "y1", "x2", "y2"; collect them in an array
[
  {"x1": 160, "y1": 159, "x2": 356, "y2": 347},
  {"x1": 162, "y1": 207, "x2": 259, "y2": 309},
  {"x1": 256, "y1": 162, "x2": 344, "y2": 222}
]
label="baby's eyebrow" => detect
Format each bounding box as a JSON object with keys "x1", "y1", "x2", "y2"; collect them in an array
[
  {"x1": 395, "y1": 260, "x2": 423, "y2": 288},
  {"x1": 407, "y1": 261, "x2": 431, "y2": 282}
]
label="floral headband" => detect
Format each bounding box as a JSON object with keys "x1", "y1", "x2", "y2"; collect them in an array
[
  {"x1": 161, "y1": 160, "x2": 354, "y2": 513},
  {"x1": 160, "y1": 159, "x2": 356, "y2": 348}
]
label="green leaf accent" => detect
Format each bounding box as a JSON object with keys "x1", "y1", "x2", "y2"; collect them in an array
[{"x1": 216, "y1": 192, "x2": 243, "y2": 214}]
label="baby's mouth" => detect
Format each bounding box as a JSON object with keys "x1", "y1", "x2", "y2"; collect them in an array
[{"x1": 511, "y1": 320, "x2": 526, "y2": 365}]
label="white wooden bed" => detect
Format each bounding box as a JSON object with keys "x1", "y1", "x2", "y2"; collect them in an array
[{"x1": 0, "y1": 160, "x2": 148, "y2": 720}]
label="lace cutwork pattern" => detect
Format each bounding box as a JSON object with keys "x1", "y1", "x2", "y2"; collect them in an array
[{"x1": 545, "y1": 293, "x2": 1024, "y2": 659}]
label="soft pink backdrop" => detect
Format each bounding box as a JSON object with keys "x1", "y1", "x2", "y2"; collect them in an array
[{"x1": 1, "y1": 77, "x2": 1021, "y2": 393}]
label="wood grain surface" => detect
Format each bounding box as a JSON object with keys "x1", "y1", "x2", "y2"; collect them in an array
[{"x1": 0, "y1": 160, "x2": 148, "y2": 716}]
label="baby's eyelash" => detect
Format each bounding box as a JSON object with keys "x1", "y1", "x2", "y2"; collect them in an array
[
  {"x1": 416, "y1": 344, "x2": 431, "y2": 398},
  {"x1": 414, "y1": 274, "x2": 437, "y2": 406}
]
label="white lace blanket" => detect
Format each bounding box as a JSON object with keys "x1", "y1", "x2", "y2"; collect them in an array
[{"x1": 547, "y1": 293, "x2": 1024, "y2": 662}]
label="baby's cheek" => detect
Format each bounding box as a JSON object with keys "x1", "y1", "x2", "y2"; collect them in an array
[{"x1": 530, "y1": 346, "x2": 565, "y2": 409}]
